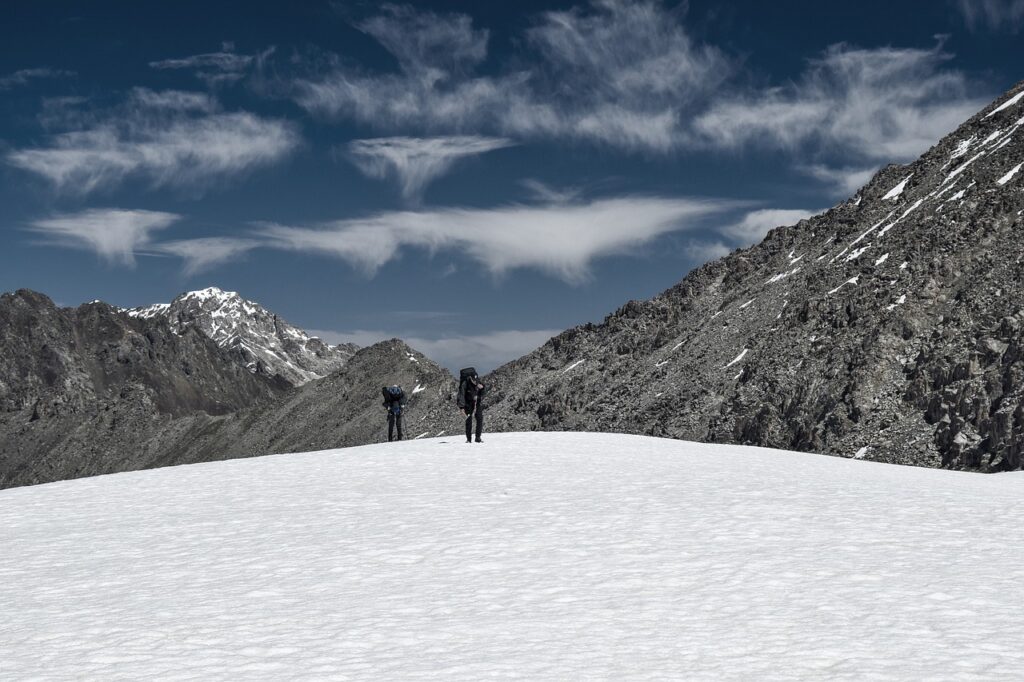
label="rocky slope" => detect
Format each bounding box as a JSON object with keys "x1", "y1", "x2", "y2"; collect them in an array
[
  {"x1": 0, "y1": 290, "x2": 287, "y2": 487},
  {"x1": 153, "y1": 339, "x2": 461, "y2": 467},
  {"x1": 0, "y1": 294, "x2": 453, "y2": 489},
  {"x1": 485, "y1": 81, "x2": 1024, "y2": 471},
  {"x1": 127, "y1": 287, "x2": 358, "y2": 387}
]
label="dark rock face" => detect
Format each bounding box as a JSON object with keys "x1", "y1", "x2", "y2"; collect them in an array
[{"x1": 485, "y1": 81, "x2": 1024, "y2": 471}]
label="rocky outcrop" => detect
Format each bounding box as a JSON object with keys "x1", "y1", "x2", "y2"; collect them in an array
[{"x1": 485, "y1": 81, "x2": 1024, "y2": 472}]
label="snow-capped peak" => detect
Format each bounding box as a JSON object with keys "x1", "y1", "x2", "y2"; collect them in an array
[
  {"x1": 125, "y1": 288, "x2": 357, "y2": 386},
  {"x1": 181, "y1": 286, "x2": 237, "y2": 303}
]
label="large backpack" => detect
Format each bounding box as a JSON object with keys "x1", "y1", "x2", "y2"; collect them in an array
[
  {"x1": 459, "y1": 367, "x2": 479, "y2": 404},
  {"x1": 383, "y1": 385, "x2": 404, "y2": 414}
]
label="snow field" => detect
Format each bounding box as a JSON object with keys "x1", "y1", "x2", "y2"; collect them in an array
[{"x1": 2, "y1": 432, "x2": 1024, "y2": 680}]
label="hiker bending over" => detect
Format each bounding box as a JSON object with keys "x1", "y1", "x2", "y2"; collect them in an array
[
  {"x1": 457, "y1": 367, "x2": 485, "y2": 443},
  {"x1": 382, "y1": 385, "x2": 406, "y2": 441}
]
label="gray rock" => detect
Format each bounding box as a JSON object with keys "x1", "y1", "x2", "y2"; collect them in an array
[{"x1": 484, "y1": 80, "x2": 1024, "y2": 472}]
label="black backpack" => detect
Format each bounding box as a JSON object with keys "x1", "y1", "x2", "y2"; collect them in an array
[{"x1": 459, "y1": 367, "x2": 480, "y2": 403}]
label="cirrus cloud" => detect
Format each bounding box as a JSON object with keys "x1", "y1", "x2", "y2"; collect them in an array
[
  {"x1": 292, "y1": 0, "x2": 730, "y2": 153},
  {"x1": 290, "y1": 2, "x2": 993, "y2": 192},
  {"x1": 148, "y1": 237, "x2": 260, "y2": 275},
  {"x1": 953, "y1": 0, "x2": 1024, "y2": 33},
  {"x1": 720, "y1": 208, "x2": 823, "y2": 247},
  {"x1": 0, "y1": 67, "x2": 75, "y2": 90},
  {"x1": 149, "y1": 44, "x2": 275, "y2": 87},
  {"x1": 693, "y1": 44, "x2": 988, "y2": 164},
  {"x1": 259, "y1": 195, "x2": 740, "y2": 284},
  {"x1": 7, "y1": 88, "x2": 300, "y2": 196},
  {"x1": 27, "y1": 208, "x2": 181, "y2": 267},
  {"x1": 346, "y1": 135, "x2": 516, "y2": 202}
]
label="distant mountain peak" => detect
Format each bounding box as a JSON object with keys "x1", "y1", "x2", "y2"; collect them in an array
[{"x1": 126, "y1": 287, "x2": 357, "y2": 386}]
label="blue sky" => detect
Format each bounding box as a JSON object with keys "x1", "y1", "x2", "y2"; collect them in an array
[{"x1": 2, "y1": 0, "x2": 1022, "y2": 371}]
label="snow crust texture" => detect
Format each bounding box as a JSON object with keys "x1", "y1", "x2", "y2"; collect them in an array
[{"x1": 3, "y1": 433, "x2": 1023, "y2": 680}]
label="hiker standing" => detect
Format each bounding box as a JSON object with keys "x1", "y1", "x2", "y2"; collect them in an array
[
  {"x1": 382, "y1": 385, "x2": 406, "y2": 441},
  {"x1": 457, "y1": 367, "x2": 485, "y2": 443}
]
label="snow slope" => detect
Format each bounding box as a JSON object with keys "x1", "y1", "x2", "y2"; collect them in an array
[{"x1": 2, "y1": 432, "x2": 1023, "y2": 680}]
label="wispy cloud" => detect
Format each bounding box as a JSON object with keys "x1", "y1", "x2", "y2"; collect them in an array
[
  {"x1": 260, "y1": 196, "x2": 738, "y2": 284},
  {"x1": 292, "y1": 1, "x2": 729, "y2": 152},
  {"x1": 7, "y1": 88, "x2": 299, "y2": 195},
  {"x1": 0, "y1": 67, "x2": 75, "y2": 90},
  {"x1": 800, "y1": 165, "x2": 880, "y2": 198},
  {"x1": 27, "y1": 209, "x2": 181, "y2": 266},
  {"x1": 684, "y1": 240, "x2": 732, "y2": 262},
  {"x1": 288, "y1": 2, "x2": 989, "y2": 185},
  {"x1": 148, "y1": 237, "x2": 259, "y2": 275},
  {"x1": 149, "y1": 44, "x2": 274, "y2": 86},
  {"x1": 520, "y1": 179, "x2": 583, "y2": 204},
  {"x1": 954, "y1": 0, "x2": 1024, "y2": 33},
  {"x1": 310, "y1": 327, "x2": 559, "y2": 373},
  {"x1": 516, "y1": 0, "x2": 730, "y2": 148},
  {"x1": 693, "y1": 44, "x2": 988, "y2": 166},
  {"x1": 720, "y1": 208, "x2": 822, "y2": 246},
  {"x1": 127, "y1": 88, "x2": 218, "y2": 112},
  {"x1": 347, "y1": 136, "x2": 515, "y2": 201},
  {"x1": 356, "y1": 5, "x2": 489, "y2": 80}
]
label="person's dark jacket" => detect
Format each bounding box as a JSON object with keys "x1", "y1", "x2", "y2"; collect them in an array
[{"x1": 457, "y1": 376, "x2": 485, "y2": 411}]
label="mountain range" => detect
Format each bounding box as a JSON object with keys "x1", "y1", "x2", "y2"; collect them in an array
[{"x1": 1, "y1": 80, "x2": 1022, "y2": 488}]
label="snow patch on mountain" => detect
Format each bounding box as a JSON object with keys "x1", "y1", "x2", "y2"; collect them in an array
[
  {"x1": 997, "y1": 162, "x2": 1023, "y2": 186},
  {"x1": 984, "y1": 90, "x2": 1024, "y2": 119},
  {"x1": 723, "y1": 348, "x2": 748, "y2": 368},
  {"x1": 882, "y1": 174, "x2": 912, "y2": 200}
]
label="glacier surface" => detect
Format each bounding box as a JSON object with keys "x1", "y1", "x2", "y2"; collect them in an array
[{"x1": 2, "y1": 432, "x2": 1023, "y2": 679}]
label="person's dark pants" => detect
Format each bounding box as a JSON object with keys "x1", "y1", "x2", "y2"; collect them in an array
[
  {"x1": 388, "y1": 412, "x2": 403, "y2": 441},
  {"x1": 464, "y1": 402, "x2": 483, "y2": 442}
]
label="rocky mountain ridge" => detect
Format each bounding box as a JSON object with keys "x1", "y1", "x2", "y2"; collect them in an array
[
  {"x1": 126, "y1": 287, "x2": 358, "y2": 387},
  {"x1": 484, "y1": 80, "x2": 1024, "y2": 471}
]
